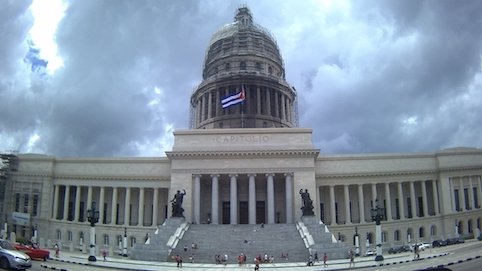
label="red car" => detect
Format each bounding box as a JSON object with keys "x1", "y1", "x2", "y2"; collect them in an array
[{"x1": 13, "y1": 243, "x2": 50, "y2": 261}]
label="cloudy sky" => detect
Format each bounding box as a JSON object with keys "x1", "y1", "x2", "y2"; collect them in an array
[{"x1": 1, "y1": 0, "x2": 482, "y2": 157}]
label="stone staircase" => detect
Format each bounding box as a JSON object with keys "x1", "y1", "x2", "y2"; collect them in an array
[{"x1": 169, "y1": 223, "x2": 309, "y2": 264}]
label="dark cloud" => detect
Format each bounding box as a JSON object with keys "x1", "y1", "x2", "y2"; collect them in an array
[{"x1": 0, "y1": 0, "x2": 481, "y2": 157}]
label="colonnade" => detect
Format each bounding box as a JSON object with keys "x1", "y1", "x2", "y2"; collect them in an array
[
  {"x1": 51, "y1": 185, "x2": 168, "y2": 227},
  {"x1": 321, "y1": 176, "x2": 482, "y2": 226},
  {"x1": 195, "y1": 85, "x2": 293, "y2": 125},
  {"x1": 192, "y1": 172, "x2": 294, "y2": 225}
]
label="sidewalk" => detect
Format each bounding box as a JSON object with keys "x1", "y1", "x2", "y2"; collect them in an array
[{"x1": 42, "y1": 243, "x2": 479, "y2": 271}]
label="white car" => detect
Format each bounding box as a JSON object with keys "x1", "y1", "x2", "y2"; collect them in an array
[
  {"x1": 364, "y1": 250, "x2": 377, "y2": 256},
  {"x1": 415, "y1": 243, "x2": 431, "y2": 251},
  {"x1": 0, "y1": 240, "x2": 32, "y2": 270}
]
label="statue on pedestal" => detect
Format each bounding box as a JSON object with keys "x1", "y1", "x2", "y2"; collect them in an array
[
  {"x1": 171, "y1": 189, "x2": 186, "y2": 217},
  {"x1": 300, "y1": 189, "x2": 315, "y2": 216}
]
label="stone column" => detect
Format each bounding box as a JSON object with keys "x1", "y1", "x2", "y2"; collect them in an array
[
  {"x1": 469, "y1": 177, "x2": 475, "y2": 210},
  {"x1": 256, "y1": 86, "x2": 261, "y2": 114},
  {"x1": 230, "y1": 174, "x2": 238, "y2": 224},
  {"x1": 207, "y1": 91, "x2": 212, "y2": 119},
  {"x1": 196, "y1": 99, "x2": 201, "y2": 125},
  {"x1": 409, "y1": 181, "x2": 416, "y2": 217},
  {"x1": 397, "y1": 182, "x2": 405, "y2": 219},
  {"x1": 344, "y1": 185, "x2": 351, "y2": 224},
  {"x1": 329, "y1": 185, "x2": 336, "y2": 225},
  {"x1": 266, "y1": 173, "x2": 275, "y2": 224},
  {"x1": 86, "y1": 186, "x2": 93, "y2": 214},
  {"x1": 138, "y1": 188, "x2": 144, "y2": 226},
  {"x1": 281, "y1": 94, "x2": 286, "y2": 121},
  {"x1": 421, "y1": 181, "x2": 428, "y2": 217},
  {"x1": 110, "y1": 187, "x2": 118, "y2": 225},
  {"x1": 266, "y1": 89, "x2": 271, "y2": 117},
  {"x1": 193, "y1": 174, "x2": 202, "y2": 224},
  {"x1": 211, "y1": 174, "x2": 220, "y2": 224},
  {"x1": 474, "y1": 176, "x2": 481, "y2": 209},
  {"x1": 274, "y1": 92, "x2": 279, "y2": 118},
  {"x1": 458, "y1": 178, "x2": 465, "y2": 211},
  {"x1": 124, "y1": 188, "x2": 131, "y2": 226},
  {"x1": 284, "y1": 173, "x2": 293, "y2": 223},
  {"x1": 74, "y1": 186, "x2": 81, "y2": 222},
  {"x1": 152, "y1": 188, "x2": 159, "y2": 226},
  {"x1": 99, "y1": 186, "x2": 105, "y2": 224},
  {"x1": 358, "y1": 184, "x2": 365, "y2": 223},
  {"x1": 200, "y1": 94, "x2": 205, "y2": 122},
  {"x1": 248, "y1": 173, "x2": 257, "y2": 224},
  {"x1": 384, "y1": 183, "x2": 392, "y2": 221},
  {"x1": 432, "y1": 180, "x2": 439, "y2": 215},
  {"x1": 52, "y1": 185, "x2": 59, "y2": 219},
  {"x1": 63, "y1": 185, "x2": 70, "y2": 221}
]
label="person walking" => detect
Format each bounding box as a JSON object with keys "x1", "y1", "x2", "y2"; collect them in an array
[
  {"x1": 54, "y1": 244, "x2": 59, "y2": 258},
  {"x1": 102, "y1": 249, "x2": 107, "y2": 261},
  {"x1": 323, "y1": 253, "x2": 328, "y2": 267},
  {"x1": 349, "y1": 250, "x2": 355, "y2": 268}
]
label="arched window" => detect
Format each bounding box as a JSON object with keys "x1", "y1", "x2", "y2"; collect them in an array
[
  {"x1": 117, "y1": 235, "x2": 123, "y2": 248},
  {"x1": 407, "y1": 228, "x2": 412, "y2": 243},
  {"x1": 67, "y1": 231, "x2": 73, "y2": 241},
  {"x1": 394, "y1": 230, "x2": 400, "y2": 241},
  {"x1": 219, "y1": 122, "x2": 223, "y2": 128},
  {"x1": 419, "y1": 227, "x2": 425, "y2": 238},
  {"x1": 468, "y1": 219, "x2": 473, "y2": 233},
  {"x1": 366, "y1": 232, "x2": 373, "y2": 244},
  {"x1": 103, "y1": 234, "x2": 109, "y2": 245},
  {"x1": 130, "y1": 236, "x2": 136, "y2": 247},
  {"x1": 430, "y1": 225, "x2": 436, "y2": 236},
  {"x1": 56, "y1": 229, "x2": 62, "y2": 240},
  {"x1": 382, "y1": 231, "x2": 387, "y2": 243},
  {"x1": 256, "y1": 62, "x2": 261, "y2": 71},
  {"x1": 263, "y1": 122, "x2": 267, "y2": 128},
  {"x1": 240, "y1": 62, "x2": 246, "y2": 70},
  {"x1": 268, "y1": 66, "x2": 273, "y2": 74}
]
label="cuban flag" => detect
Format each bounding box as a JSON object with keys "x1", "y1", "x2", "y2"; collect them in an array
[{"x1": 221, "y1": 85, "x2": 245, "y2": 108}]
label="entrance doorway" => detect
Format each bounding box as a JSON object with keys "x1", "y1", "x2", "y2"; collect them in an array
[
  {"x1": 239, "y1": 201, "x2": 248, "y2": 224},
  {"x1": 222, "y1": 202, "x2": 230, "y2": 224},
  {"x1": 256, "y1": 201, "x2": 265, "y2": 224}
]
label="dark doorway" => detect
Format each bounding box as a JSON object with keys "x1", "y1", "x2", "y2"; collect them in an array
[
  {"x1": 256, "y1": 201, "x2": 265, "y2": 224},
  {"x1": 222, "y1": 202, "x2": 230, "y2": 224},
  {"x1": 239, "y1": 201, "x2": 248, "y2": 224}
]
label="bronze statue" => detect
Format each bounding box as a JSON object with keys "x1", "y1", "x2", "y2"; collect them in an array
[
  {"x1": 300, "y1": 189, "x2": 315, "y2": 216},
  {"x1": 171, "y1": 189, "x2": 186, "y2": 217}
]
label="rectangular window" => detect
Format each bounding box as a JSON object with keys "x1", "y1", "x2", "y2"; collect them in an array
[
  {"x1": 474, "y1": 187, "x2": 479, "y2": 208},
  {"x1": 320, "y1": 203, "x2": 324, "y2": 221},
  {"x1": 383, "y1": 199, "x2": 387, "y2": 221},
  {"x1": 464, "y1": 188, "x2": 469, "y2": 210},
  {"x1": 395, "y1": 198, "x2": 400, "y2": 219},
  {"x1": 15, "y1": 193, "x2": 20, "y2": 212},
  {"x1": 33, "y1": 195, "x2": 39, "y2": 216},
  {"x1": 79, "y1": 201, "x2": 85, "y2": 222},
  {"x1": 103, "y1": 203, "x2": 108, "y2": 224},
  {"x1": 454, "y1": 189, "x2": 460, "y2": 211},
  {"x1": 68, "y1": 201, "x2": 74, "y2": 221},
  {"x1": 24, "y1": 194, "x2": 29, "y2": 213},
  {"x1": 335, "y1": 202, "x2": 338, "y2": 224},
  {"x1": 418, "y1": 196, "x2": 424, "y2": 217},
  {"x1": 116, "y1": 203, "x2": 120, "y2": 224},
  {"x1": 407, "y1": 197, "x2": 412, "y2": 218}
]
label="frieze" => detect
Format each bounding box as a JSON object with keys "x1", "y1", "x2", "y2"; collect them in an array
[
  {"x1": 214, "y1": 135, "x2": 271, "y2": 143},
  {"x1": 166, "y1": 149, "x2": 320, "y2": 158}
]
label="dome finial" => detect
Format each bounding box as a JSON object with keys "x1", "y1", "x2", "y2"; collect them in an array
[{"x1": 234, "y1": 5, "x2": 253, "y2": 25}]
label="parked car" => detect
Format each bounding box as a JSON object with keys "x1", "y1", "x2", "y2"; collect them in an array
[
  {"x1": 400, "y1": 245, "x2": 412, "y2": 252},
  {"x1": 478, "y1": 234, "x2": 482, "y2": 241},
  {"x1": 13, "y1": 243, "x2": 50, "y2": 261},
  {"x1": 417, "y1": 243, "x2": 431, "y2": 251},
  {"x1": 388, "y1": 247, "x2": 401, "y2": 254},
  {"x1": 432, "y1": 239, "x2": 447, "y2": 247},
  {"x1": 0, "y1": 239, "x2": 32, "y2": 270},
  {"x1": 364, "y1": 250, "x2": 377, "y2": 256}
]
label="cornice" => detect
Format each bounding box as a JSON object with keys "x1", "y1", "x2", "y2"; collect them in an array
[
  {"x1": 171, "y1": 167, "x2": 315, "y2": 174},
  {"x1": 10, "y1": 172, "x2": 168, "y2": 181},
  {"x1": 318, "y1": 165, "x2": 482, "y2": 179},
  {"x1": 166, "y1": 149, "x2": 320, "y2": 158}
]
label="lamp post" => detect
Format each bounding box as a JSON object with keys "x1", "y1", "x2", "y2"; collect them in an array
[
  {"x1": 80, "y1": 232, "x2": 84, "y2": 252},
  {"x1": 370, "y1": 199, "x2": 384, "y2": 261},
  {"x1": 455, "y1": 219, "x2": 459, "y2": 237},
  {"x1": 87, "y1": 202, "x2": 100, "y2": 261},
  {"x1": 122, "y1": 227, "x2": 128, "y2": 257},
  {"x1": 33, "y1": 223, "x2": 37, "y2": 244},
  {"x1": 354, "y1": 227, "x2": 360, "y2": 256}
]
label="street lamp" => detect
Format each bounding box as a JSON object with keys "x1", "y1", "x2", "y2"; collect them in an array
[
  {"x1": 87, "y1": 202, "x2": 100, "y2": 261},
  {"x1": 354, "y1": 227, "x2": 360, "y2": 256},
  {"x1": 370, "y1": 199, "x2": 384, "y2": 261},
  {"x1": 122, "y1": 227, "x2": 128, "y2": 257}
]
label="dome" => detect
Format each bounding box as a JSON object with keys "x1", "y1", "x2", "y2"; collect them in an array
[{"x1": 202, "y1": 6, "x2": 284, "y2": 79}]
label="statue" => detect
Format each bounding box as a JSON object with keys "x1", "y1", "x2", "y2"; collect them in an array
[
  {"x1": 300, "y1": 189, "x2": 315, "y2": 216},
  {"x1": 171, "y1": 189, "x2": 186, "y2": 217}
]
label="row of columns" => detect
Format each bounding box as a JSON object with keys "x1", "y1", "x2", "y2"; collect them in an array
[
  {"x1": 52, "y1": 185, "x2": 163, "y2": 227},
  {"x1": 327, "y1": 180, "x2": 441, "y2": 226},
  {"x1": 196, "y1": 86, "x2": 293, "y2": 124},
  {"x1": 452, "y1": 176, "x2": 482, "y2": 212},
  {"x1": 192, "y1": 173, "x2": 294, "y2": 225}
]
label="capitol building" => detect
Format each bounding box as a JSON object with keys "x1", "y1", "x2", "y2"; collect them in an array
[{"x1": 1, "y1": 6, "x2": 481, "y2": 261}]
